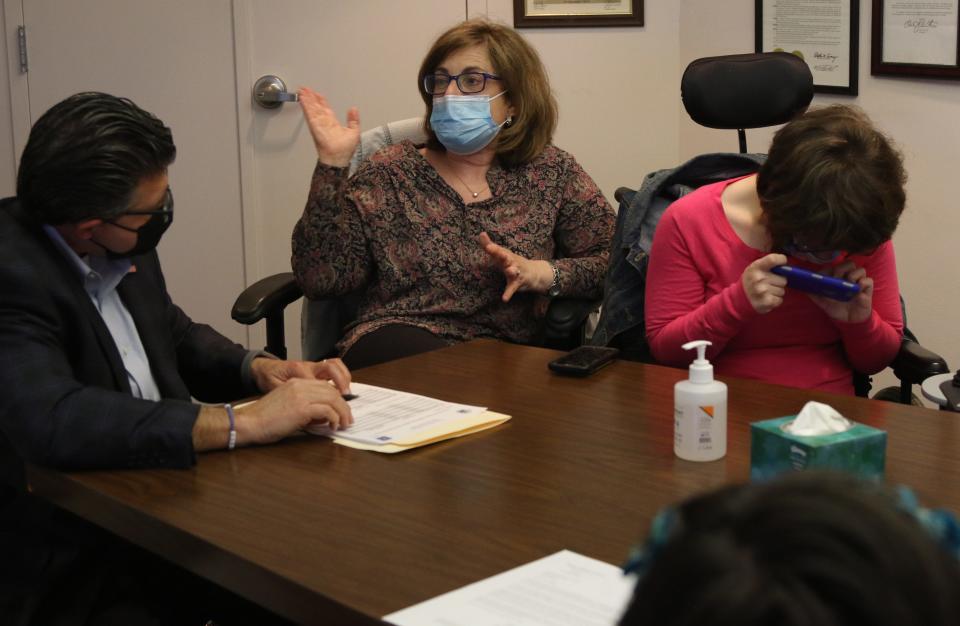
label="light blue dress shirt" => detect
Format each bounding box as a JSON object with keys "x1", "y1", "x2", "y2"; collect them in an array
[{"x1": 44, "y1": 225, "x2": 162, "y2": 401}]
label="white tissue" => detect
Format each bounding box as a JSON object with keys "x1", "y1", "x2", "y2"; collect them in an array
[{"x1": 782, "y1": 401, "x2": 853, "y2": 436}]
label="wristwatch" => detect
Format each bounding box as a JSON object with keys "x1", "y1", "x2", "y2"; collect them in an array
[{"x1": 547, "y1": 262, "x2": 561, "y2": 297}]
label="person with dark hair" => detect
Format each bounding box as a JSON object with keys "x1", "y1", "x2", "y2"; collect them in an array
[
  {"x1": 619, "y1": 472, "x2": 960, "y2": 626},
  {"x1": 644, "y1": 105, "x2": 905, "y2": 393},
  {"x1": 292, "y1": 18, "x2": 615, "y2": 369},
  {"x1": 0, "y1": 92, "x2": 355, "y2": 624}
]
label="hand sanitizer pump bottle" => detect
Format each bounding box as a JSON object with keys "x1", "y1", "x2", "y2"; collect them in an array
[{"x1": 674, "y1": 340, "x2": 727, "y2": 461}]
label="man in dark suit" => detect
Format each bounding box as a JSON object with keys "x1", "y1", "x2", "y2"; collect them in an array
[{"x1": 0, "y1": 92, "x2": 354, "y2": 624}]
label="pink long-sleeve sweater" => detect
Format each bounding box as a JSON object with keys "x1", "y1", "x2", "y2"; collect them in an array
[{"x1": 644, "y1": 176, "x2": 903, "y2": 394}]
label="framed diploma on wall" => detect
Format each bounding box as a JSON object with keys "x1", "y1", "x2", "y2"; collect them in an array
[
  {"x1": 871, "y1": 0, "x2": 960, "y2": 79},
  {"x1": 513, "y1": 0, "x2": 644, "y2": 28},
  {"x1": 756, "y1": 0, "x2": 860, "y2": 95}
]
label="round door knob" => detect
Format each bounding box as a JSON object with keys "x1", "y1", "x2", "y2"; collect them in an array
[{"x1": 253, "y1": 75, "x2": 298, "y2": 109}]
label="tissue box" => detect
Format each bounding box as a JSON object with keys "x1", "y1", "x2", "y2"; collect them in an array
[{"x1": 750, "y1": 415, "x2": 886, "y2": 481}]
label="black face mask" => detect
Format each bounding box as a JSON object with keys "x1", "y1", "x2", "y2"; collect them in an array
[{"x1": 93, "y1": 189, "x2": 174, "y2": 259}]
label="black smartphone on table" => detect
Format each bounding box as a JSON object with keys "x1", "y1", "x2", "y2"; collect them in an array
[{"x1": 548, "y1": 346, "x2": 619, "y2": 377}]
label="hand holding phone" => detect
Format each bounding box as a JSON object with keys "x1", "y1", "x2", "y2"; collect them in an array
[
  {"x1": 771, "y1": 265, "x2": 860, "y2": 302},
  {"x1": 548, "y1": 346, "x2": 619, "y2": 377}
]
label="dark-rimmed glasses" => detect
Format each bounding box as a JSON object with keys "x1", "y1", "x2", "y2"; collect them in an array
[
  {"x1": 423, "y1": 72, "x2": 501, "y2": 95},
  {"x1": 783, "y1": 236, "x2": 842, "y2": 264},
  {"x1": 114, "y1": 188, "x2": 174, "y2": 227}
]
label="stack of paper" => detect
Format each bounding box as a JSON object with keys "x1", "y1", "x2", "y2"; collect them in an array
[
  {"x1": 307, "y1": 382, "x2": 511, "y2": 453},
  {"x1": 384, "y1": 550, "x2": 636, "y2": 626}
]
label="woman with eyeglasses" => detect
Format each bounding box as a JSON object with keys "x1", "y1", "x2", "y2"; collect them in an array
[
  {"x1": 644, "y1": 105, "x2": 905, "y2": 393},
  {"x1": 292, "y1": 19, "x2": 614, "y2": 368}
]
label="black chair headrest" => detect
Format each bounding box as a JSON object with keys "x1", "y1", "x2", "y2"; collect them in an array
[{"x1": 682, "y1": 52, "x2": 813, "y2": 130}]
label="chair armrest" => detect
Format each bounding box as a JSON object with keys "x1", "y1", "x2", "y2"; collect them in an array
[
  {"x1": 231, "y1": 272, "x2": 303, "y2": 325},
  {"x1": 614, "y1": 187, "x2": 636, "y2": 205},
  {"x1": 545, "y1": 297, "x2": 600, "y2": 341},
  {"x1": 891, "y1": 339, "x2": 950, "y2": 386}
]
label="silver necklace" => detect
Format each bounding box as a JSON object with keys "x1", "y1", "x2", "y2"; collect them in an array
[{"x1": 448, "y1": 165, "x2": 487, "y2": 199}]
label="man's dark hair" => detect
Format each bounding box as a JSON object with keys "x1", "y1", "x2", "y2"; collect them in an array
[
  {"x1": 757, "y1": 104, "x2": 906, "y2": 254},
  {"x1": 16, "y1": 91, "x2": 176, "y2": 225},
  {"x1": 620, "y1": 472, "x2": 960, "y2": 626}
]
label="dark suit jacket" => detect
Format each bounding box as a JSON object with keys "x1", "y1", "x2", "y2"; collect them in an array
[{"x1": 0, "y1": 196, "x2": 258, "y2": 621}]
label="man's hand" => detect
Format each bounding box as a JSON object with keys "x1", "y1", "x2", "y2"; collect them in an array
[
  {"x1": 742, "y1": 253, "x2": 788, "y2": 314},
  {"x1": 808, "y1": 260, "x2": 874, "y2": 323},
  {"x1": 479, "y1": 232, "x2": 554, "y2": 302},
  {"x1": 237, "y1": 378, "x2": 354, "y2": 444},
  {"x1": 192, "y1": 376, "x2": 354, "y2": 451},
  {"x1": 251, "y1": 356, "x2": 351, "y2": 394}
]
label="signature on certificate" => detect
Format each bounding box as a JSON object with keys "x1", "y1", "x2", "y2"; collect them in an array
[
  {"x1": 904, "y1": 18, "x2": 938, "y2": 33},
  {"x1": 813, "y1": 50, "x2": 839, "y2": 72}
]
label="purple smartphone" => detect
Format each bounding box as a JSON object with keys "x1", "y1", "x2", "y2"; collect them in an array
[{"x1": 771, "y1": 265, "x2": 860, "y2": 302}]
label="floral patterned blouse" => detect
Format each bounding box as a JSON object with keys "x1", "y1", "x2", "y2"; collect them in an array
[{"x1": 292, "y1": 141, "x2": 615, "y2": 354}]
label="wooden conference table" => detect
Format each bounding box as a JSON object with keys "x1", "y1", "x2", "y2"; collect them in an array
[{"x1": 27, "y1": 339, "x2": 960, "y2": 624}]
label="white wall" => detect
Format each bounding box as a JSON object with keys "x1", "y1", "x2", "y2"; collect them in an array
[{"x1": 678, "y1": 0, "x2": 960, "y2": 399}]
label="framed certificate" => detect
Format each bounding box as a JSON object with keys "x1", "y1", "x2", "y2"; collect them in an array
[
  {"x1": 871, "y1": 0, "x2": 960, "y2": 79},
  {"x1": 756, "y1": 0, "x2": 860, "y2": 95},
  {"x1": 513, "y1": 0, "x2": 644, "y2": 28}
]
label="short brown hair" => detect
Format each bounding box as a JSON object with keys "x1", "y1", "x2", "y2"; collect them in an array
[
  {"x1": 418, "y1": 19, "x2": 557, "y2": 167},
  {"x1": 757, "y1": 105, "x2": 906, "y2": 254}
]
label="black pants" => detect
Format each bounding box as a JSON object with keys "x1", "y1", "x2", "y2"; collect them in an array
[{"x1": 342, "y1": 324, "x2": 449, "y2": 370}]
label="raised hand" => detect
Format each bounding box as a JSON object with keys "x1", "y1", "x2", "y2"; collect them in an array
[
  {"x1": 478, "y1": 232, "x2": 553, "y2": 302},
  {"x1": 742, "y1": 253, "x2": 788, "y2": 314},
  {"x1": 808, "y1": 260, "x2": 874, "y2": 323},
  {"x1": 298, "y1": 87, "x2": 360, "y2": 168}
]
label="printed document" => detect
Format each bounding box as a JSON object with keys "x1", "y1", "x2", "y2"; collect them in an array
[
  {"x1": 384, "y1": 550, "x2": 635, "y2": 626},
  {"x1": 306, "y1": 382, "x2": 509, "y2": 452}
]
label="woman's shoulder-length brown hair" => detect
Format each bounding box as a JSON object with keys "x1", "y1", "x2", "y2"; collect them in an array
[{"x1": 418, "y1": 19, "x2": 558, "y2": 167}]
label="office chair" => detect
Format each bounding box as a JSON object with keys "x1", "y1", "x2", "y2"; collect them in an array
[
  {"x1": 592, "y1": 52, "x2": 949, "y2": 404},
  {"x1": 232, "y1": 118, "x2": 597, "y2": 360}
]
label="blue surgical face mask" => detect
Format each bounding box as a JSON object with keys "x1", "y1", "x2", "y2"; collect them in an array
[{"x1": 430, "y1": 91, "x2": 509, "y2": 155}]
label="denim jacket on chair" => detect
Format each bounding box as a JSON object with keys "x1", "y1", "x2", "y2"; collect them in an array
[{"x1": 591, "y1": 152, "x2": 767, "y2": 358}]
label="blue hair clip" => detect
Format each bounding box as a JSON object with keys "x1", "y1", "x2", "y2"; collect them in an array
[
  {"x1": 623, "y1": 506, "x2": 677, "y2": 577},
  {"x1": 895, "y1": 485, "x2": 960, "y2": 560}
]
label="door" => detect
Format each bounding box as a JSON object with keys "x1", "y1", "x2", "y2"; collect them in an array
[{"x1": 235, "y1": 0, "x2": 467, "y2": 357}]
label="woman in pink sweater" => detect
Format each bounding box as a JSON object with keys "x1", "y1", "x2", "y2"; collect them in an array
[{"x1": 645, "y1": 105, "x2": 906, "y2": 394}]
